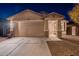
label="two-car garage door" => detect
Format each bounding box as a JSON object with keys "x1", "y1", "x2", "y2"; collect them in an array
[{"x1": 15, "y1": 20, "x2": 45, "y2": 37}]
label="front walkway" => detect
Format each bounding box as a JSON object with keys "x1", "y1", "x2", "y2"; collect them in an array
[{"x1": 0, "y1": 37, "x2": 51, "y2": 56}]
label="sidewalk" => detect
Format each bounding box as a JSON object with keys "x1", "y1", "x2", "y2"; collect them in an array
[
  {"x1": 61, "y1": 35, "x2": 79, "y2": 45},
  {"x1": 62, "y1": 35, "x2": 79, "y2": 41}
]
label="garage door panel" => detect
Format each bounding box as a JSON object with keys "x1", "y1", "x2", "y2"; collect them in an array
[{"x1": 17, "y1": 20, "x2": 44, "y2": 37}]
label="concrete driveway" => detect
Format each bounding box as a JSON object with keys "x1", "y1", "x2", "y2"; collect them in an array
[{"x1": 0, "y1": 37, "x2": 51, "y2": 56}]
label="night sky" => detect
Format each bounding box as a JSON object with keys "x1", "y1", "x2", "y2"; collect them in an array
[{"x1": 0, "y1": 3, "x2": 75, "y2": 22}]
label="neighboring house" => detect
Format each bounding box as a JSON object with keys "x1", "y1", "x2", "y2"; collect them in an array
[
  {"x1": 67, "y1": 24, "x2": 79, "y2": 36},
  {"x1": 0, "y1": 19, "x2": 9, "y2": 37},
  {"x1": 7, "y1": 9, "x2": 68, "y2": 38},
  {"x1": 0, "y1": 22, "x2": 3, "y2": 36}
]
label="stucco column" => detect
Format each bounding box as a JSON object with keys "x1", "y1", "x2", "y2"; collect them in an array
[
  {"x1": 61, "y1": 20, "x2": 67, "y2": 36},
  {"x1": 44, "y1": 19, "x2": 48, "y2": 37},
  {"x1": 8, "y1": 20, "x2": 15, "y2": 37},
  {"x1": 10, "y1": 20, "x2": 14, "y2": 32},
  {"x1": 57, "y1": 20, "x2": 62, "y2": 38}
]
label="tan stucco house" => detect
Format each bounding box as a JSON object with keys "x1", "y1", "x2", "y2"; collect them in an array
[{"x1": 7, "y1": 9, "x2": 67, "y2": 38}]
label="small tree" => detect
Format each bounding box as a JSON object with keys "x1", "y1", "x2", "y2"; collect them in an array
[{"x1": 69, "y1": 4, "x2": 79, "y2": 24}]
